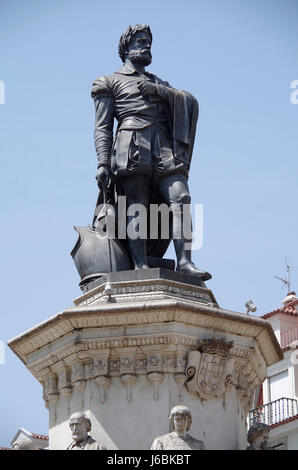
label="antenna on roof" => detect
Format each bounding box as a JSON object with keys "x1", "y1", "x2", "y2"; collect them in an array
[{"x1": 275, "y1": 257, "x2": 292, "y2": 294}]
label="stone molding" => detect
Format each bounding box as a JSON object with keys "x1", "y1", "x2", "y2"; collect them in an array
[
  {"x1": 38, "y1": 336, "x2": 265, "y2": 411},
  {"x1": 26, "y1": 330, "x2": 269, "y2": 381},
  {"x1": 199, "y1": 338, "x2": 234, "y2": 356},
  {"x1": 8, "y1": 282, "x2": 282, "y2": 412},
  {"x1": 33, "y1": 337, "x2": 189, "y2": 378},
  {"x1": 74, "y1": 278, "x2": 217, "y2": 307},
  {"x1": 8, "y1": 299, "x2": 283, "y2": 370}
]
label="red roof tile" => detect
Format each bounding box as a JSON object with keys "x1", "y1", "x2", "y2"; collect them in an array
[
  {"x1": 262, "y1": 299, "x2": 298, "y2": 319},
  {"x1": 270, "y1": 414, "x2": 298, "y2": 429},
  {"x1": 31, "y1": 433, "x2": 48, "y2": 441}
]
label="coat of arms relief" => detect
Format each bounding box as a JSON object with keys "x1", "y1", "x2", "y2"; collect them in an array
[{"x1": 186, "y1": 338, "x2": 234, "y2": 400}]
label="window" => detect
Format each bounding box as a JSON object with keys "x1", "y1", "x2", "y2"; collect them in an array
[
  {"x1": 270, "y1": 370, "x2": 290, "y2": 402},
  {"x1": 270, "y1": 437, "x2": 287, "y2": 450}
]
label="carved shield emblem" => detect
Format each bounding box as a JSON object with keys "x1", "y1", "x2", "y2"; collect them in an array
[
  {"x1": 197, "y1": 354, "x2": 226, "y2": 395},
  {"x1": 186, "y1": 339, "x2": 234, "y2": 400}
]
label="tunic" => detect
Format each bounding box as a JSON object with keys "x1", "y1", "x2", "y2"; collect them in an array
[
  {"x1": 91, "y1": 63, "x2": 198, "y2": 179},
  {"x1": 66, "y1": 435, "x2": 106, "y2": 450},
  {"x1": 150, "y1": 432, "x2": 206, "y2": 450}
]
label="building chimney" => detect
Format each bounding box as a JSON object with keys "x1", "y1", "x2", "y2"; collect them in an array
[{"x1": 282, "y1": 291, "x2": 298, "y2": 305}]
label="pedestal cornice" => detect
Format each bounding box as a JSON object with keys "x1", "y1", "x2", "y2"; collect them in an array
[{"x1": 8, "y1": 297, "x2": 282, "y2": 368}]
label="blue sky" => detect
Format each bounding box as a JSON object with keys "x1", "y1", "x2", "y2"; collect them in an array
[{"x1": 0, "y1": 0, "x2": 297, "y2": 447}]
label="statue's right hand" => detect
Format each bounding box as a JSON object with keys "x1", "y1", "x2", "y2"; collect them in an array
[{"x1": 96, "y1": 165, "x2": 110, "y2": 188}]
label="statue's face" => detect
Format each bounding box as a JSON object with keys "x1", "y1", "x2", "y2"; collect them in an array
[
  {"x1": 127, "y1": 30, "x2": 152, "y2": 66},
  {"x1": 69, "y1": 418, "x2": 88, "y2": 443},
  {"x1": 173, "y1": 413, "x2": 188, "y2": 434},
  {"x1": 254, "y1": 431, "x2": 269, "y2": 449}
]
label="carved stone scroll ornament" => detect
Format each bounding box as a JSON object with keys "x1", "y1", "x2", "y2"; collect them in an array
[
  {"x1": 43, "y1": 389, "x2": 49, "y2": 410},
  {"x1": 231, "y1": 362, "x2": 255, "y2": 414},
  {"x1": 71, "y1": 362, "x2": 86, "y2": 393},
  {"x1": 95, "y1": 376, "x2": 111, "y2": 404},
  {"x1": 147, "y1": 372, "x2": 164, "y2": 400},
  {"x1": 43, "y1": 374, "x2": 59, "y2": 405},
  {"x1": 71, "y1": 362, "x2": 86, "y2": 410},
  {"x1": 121, "y1": 374, "x2": 137, "y2": 402},
  {"x1": 58, "y1": 368, "x2": 72, "y2": 398},
  {"x1": 174, "y1": 373, "x2": 188, "y2": 402},
  {"x1": 186, "y1": 339, "x2": 234, "y2": 400}
]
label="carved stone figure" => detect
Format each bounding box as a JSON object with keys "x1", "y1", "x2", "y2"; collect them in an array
[
  {"x1": 246, "y1": 422, "x2": 272, "y2": 450},
  {"x1": 72, "y1": 24, "x2": 211, "y2": 285},
  {"x1": 12, "y1": 436, "x2": 37, "y2": 450},
  {"x1": 66, "y1": 412, "x2": 106, "y2": 450},
  {"x1": 150, "y1": 405, "x2": 206, "y2": 450}
]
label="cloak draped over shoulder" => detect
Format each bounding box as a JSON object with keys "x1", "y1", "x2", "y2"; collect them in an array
[{"x1": 91, "y1": 64, "x2": 199, "y2": 177}]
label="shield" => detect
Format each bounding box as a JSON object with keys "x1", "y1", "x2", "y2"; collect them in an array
[
  {"x1": 71, "y1": 226, "x2": 132, "y2": 286},
  {"x1": 197, "y1": 354, "x2": 226, "y2": 396},
  {"x1": 186, "y1": 340, "x2": 234, "y2": 400}
]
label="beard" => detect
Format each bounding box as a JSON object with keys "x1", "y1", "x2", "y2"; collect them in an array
[
  {"x1": 72, "y1": 430, "x2": 85, "y2": 442},
  {"x1": 128, "y1": 49, "x2": 152, "y2": 66}
]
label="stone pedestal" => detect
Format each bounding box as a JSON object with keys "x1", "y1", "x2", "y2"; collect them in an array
[{"x1": 8, "y1": 269, "x2": 282, "y2": 450}]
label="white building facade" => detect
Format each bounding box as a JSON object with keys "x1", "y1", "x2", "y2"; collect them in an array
[{"x1": 249, "y1": 293, "x2": 298, "y2": 450}]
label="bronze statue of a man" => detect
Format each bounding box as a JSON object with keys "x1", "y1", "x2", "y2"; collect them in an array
[{"x1": 91, "y1": 25, "x2": 210, "y2": 279}]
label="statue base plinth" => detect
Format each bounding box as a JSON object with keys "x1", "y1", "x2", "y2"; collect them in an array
[
  {"x1": 79, "y1": 266, "x2": 207, "y2": 294},
  {"x1": 8, "y1": 269, "x2": 282, "y2": 450}
]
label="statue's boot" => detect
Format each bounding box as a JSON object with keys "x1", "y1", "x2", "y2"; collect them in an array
[
  {"x1": 176, "y1": 261, "x2": 212, "y2": 280},
  {"x1": 172, "y1": 211, "x2": 212, "y2": 281}
]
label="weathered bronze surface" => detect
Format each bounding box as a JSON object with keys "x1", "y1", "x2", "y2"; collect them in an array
[{"x1": 72, "y1": 25, "x2": 211, "y2": 286}]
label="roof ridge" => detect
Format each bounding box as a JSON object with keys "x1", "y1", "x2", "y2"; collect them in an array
[
  {"x1": 262, "y1": 298, "x2": 298, "y2": 319},
  {"x1": 31, "y1": 433, "x2": 49, "y2": 440}
]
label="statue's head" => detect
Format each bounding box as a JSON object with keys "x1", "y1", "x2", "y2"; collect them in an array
[
  {"x1": 169, "y1": 405, "x2": 192, "y2": 434},
  {"x1": 118, "y1": 24, "x2": 152, "y2": 66},
  {"x1": 69, "y1": 412, "x2": 91, "y2": 444},
  {"x1": 247, "y1": 422, "x2": 270, "y2": 449}
]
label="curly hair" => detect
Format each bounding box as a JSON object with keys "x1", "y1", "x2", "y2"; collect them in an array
[
  {"x1": 118, "y1": 24, "x2": 152, "y2": 63},
  {"x1": 247, "y1": 422, "x2": 270, "y2": 444}
]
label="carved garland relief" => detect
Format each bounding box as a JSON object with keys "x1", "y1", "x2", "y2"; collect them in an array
[{"x1": 41, "y1": 338, "x2": 260, "y2": 409}]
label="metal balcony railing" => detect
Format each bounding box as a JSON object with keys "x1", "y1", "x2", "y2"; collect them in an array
[{"x1": 249, "y1": 397, "x2": 298, "y2": 426}]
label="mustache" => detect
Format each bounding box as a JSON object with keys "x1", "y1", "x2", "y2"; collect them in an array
[
  {"x1": 128, "y1": 49, "x2": 152, "y2": 66},
  {"x1": 129, "y1": 49, "x2": 152, "y2": 58}
]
